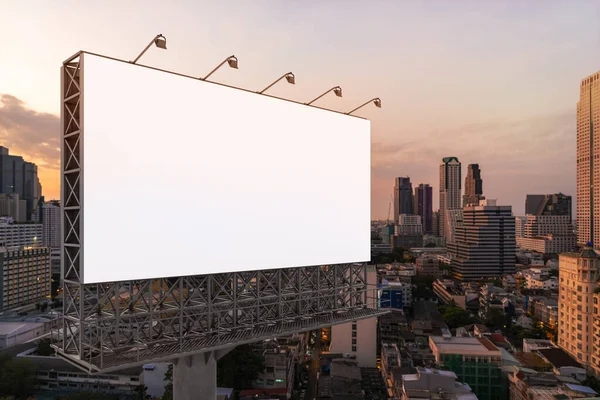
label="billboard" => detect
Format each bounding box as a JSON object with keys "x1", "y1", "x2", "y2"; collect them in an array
[{"x1": 78, "y1": 52, "x2": 370, "y2": 284}]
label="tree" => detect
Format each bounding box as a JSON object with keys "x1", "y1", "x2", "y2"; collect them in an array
[
  {"x1": 162, "y1": 364, "x2": 173, "y2": 400},
  {"x1": 487, "y1": 308, "x2": 506, "y2": 329},
  {"x1": 56, "y1": 392, "x2": 120, "y2": 400},
  {"x1": 217, "y1": 345, "x2": 265, "y2": 390},
  {"x1": 0, "y1": 355, "x2": 38, "y2": 398},
  {"x1": 583, "y1": 376, "x2": 600, "y2": 393},
  {"x1": 439, "y1": 305, "x2": 475, "y2": 329},
  {"x1": 36, "y1": 338, "x2": 54, "y2": 356}
]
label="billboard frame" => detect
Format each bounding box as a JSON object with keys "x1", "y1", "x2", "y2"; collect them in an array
[{"x1": 55, "y1": 51, "x2": 383, "y2": 373}]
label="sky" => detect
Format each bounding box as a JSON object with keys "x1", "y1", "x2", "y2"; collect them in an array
[{"x1": 1, "y1": 0, "x2": 599, "y2": 218}]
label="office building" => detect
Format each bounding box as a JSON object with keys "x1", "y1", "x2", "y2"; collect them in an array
[
  {"x1": 432, "y1": 210, "x2": 441, "y2": 237},
  {"x1": 463, "y1": 164, "x2": 484, "y2": 207},
  {"x1": 526, "y1": 193, "x2": 572, "y2": 219},
  {"x1": 414, "y1": 184, "x2": 433, "y2": 234},
  {"x1": 578, "y1": 72, "x2": 600, "y2": 247},
  {"x1": 516, "y1": 215, "x2": 576, "y2": 254},
  {"x1": 0, "y1": 193, "x2": 27, "y2": 222},
  {"x1": 380, "y1": 280, "x2": 412, "y2": 309},
  {"x1": 429, "y1": 335, "x2": 505, "y2": 400},
  {"x1": 448, "y1": 200, "x2": 516, "y2": 280},
  {"x1": 394, "y1": 177, "x2": 413, "y2": 223},
  {"x1": 0, "y1": 246, "x2": 50, "y2": 311},
  {"x1": 558, "y1": 245, "x2": 600, "y2": 371},
  {"x1": 0, "y1": 147, "x2": 42, "y2": 221},
  {"x1": 0, "y1": 217, "x2": 42, "y2": 248},
  {"x1": 440, "y1": 157, "x2": 461, "y2": 240}
]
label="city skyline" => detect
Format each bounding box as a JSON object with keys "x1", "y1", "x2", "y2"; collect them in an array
[{"x1": 1, "y1": 1, "x2": 599, "y2": 217}]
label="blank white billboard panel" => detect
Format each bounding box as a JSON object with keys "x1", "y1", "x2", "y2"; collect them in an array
[{"x1": 80, "y1": 53, "x2": 370, "y2": 284}]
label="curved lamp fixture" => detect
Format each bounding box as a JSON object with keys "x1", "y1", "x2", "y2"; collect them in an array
[
  {"x1": 306, "y1": 86, "x2": 342, "y2": 105},
  {"x1": 346, "y1": 98, "x2": 381, "y2": 115},
  {"x1": 258, "y1": 72, "x2": 295, "y2": 94},
  {"x1": 131, "y1": 34, "x2": 167, "y2": 64},
  {"x1": 203, "y1": 55, "x2": 238, "y2": 81}
]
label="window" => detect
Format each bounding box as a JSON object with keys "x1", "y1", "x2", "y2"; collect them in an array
[
  {"x1": 352, "y1": 339, "x2": 357, "y2": 345},
  {"x1": 352, "y1": 331, "x2": 357, "y2": 337},
  {"x1": 352, "y1": 346, "x2": 357, "y2": 352}
]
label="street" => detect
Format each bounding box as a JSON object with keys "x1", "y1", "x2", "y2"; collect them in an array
[{"x1": 304, "y1": 329, "x2": 322, "y2": 400}]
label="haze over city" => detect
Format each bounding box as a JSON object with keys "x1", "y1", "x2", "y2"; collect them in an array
[{"x1": 1, "y1": 0, "x2": 600, "y2": 217}]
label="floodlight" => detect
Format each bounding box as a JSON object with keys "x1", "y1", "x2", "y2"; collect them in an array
[
  {"x1": 131, "y1": 34, "x2": 167, "y2": 64},
  {"x1": 346, "y1": 98, "x2": 382, "y2": 115},
  {"x1": 259, "y1": 72, "x2": 295, "y2": 94},
  {"x1": 203, "y1": 55, "x2": 239, "y2": 81},
  {"x1": 306, "y1": 86, "x2": 343, "y2": 105}
]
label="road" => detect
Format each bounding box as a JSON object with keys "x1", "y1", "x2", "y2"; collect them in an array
[{"x1": 304, "y1": 329, "x2": 322, "y2": 400}]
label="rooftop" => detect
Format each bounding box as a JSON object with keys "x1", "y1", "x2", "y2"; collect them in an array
[
  {"x1": 430, "y1": 336, "x2": 501, "y2": 356},
  {"x1": 0, "y1": 322, "x2": 44, "y2": 336},
  {"x1": 538, "y1": 348, "x2": 582, "y2": 369}
]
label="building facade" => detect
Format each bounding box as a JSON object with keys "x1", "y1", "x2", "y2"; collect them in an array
[
  {"x1": 516, "y1": 215, "x2": 576, "y2": 254},
  {"x1": 33, "y1": 200, "x2": 61, "y2": 251},
  {"x1": 558, "y1": 246, "x2": 600, "y2": 372},
  {"x1": 0, "y1": 147, "x2": 42, "y2": 221},
  {"x1": 463, "y1": 164, "x2": 484, "y2": 207},
  {"x1": 414, "y1": 184, "x2": 433, "y2": 234},
  {"x1": 439, "y1": 157, "x2": 461, "y2": 240},
  {"x1": 0, "y1": 193, "x2": 27, "y2": 222},
  {"x1": 448, "y1": 200, "x2": 516, "y2": 280},
  {"x1": 577, "y1": 71, "x2": 600, "y2": 247},
  {"x1": 394, "y1": 177, "x2": 414, "y2": 223},
  {"x1": 0, "y1": 246, "x2": 51, "y2": 311},
  {"x1": 0, "y1": 217, "x2": 43, "y2": 248},
  {"x1": 429, "y1": 335, "x2": 505, "y2": 400},
  {"x1": 415, "y1": 254, "x2": 441, "y2": 278}
]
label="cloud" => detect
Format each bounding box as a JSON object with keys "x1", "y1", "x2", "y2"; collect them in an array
[
  {"x1": 371, "y1": 111, "x2": 576, "y2": 218},
  {"x1": 0, "y1": 94, "x2": 60, "y2": 199}
]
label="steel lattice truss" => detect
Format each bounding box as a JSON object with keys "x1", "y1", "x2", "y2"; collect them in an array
[{"x1": 55, "y1": 52, "x2": 384, "y2": 373}]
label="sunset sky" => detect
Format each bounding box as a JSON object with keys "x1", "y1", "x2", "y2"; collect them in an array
[{"x1": 1, "y1": 1, "x2": 599, "y2": 218}]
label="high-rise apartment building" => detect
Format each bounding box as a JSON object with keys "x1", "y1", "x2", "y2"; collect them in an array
[
  {"x1": 0, "y1": 147, "x2": 42, "y2": 221},
  {"x1": 0, "y1": 246, "x2": 50, "y2": 311},
  {"x1": 463, "y1": 164, "x2": 484, "y2": 207},
  {"x1": 414, "y1": 184, "x2": 433, "y2": 234},
  {"x1": 394, "y1": 177, "x2": 413, "y2": 223},
  {"x1": 526, "y1": 193, "x2": 572, "y2": 219},
  {"x1": 0, "y1": 217, "x2": 43, "y2": 248},
  {"x1": 448, "y1": 199, "x2": 516, "y2": 280},
  {"x1": 577, "y1": 71, "x2": 600, "y2": 247},
  {"x1": 558, "y1": 246, "x2": 600, "y2": 370},
  {"x1": 33, "y1": 200, "x2": 61, "y2": 251},
  {"x1": 439, "y1": 157, "x2": 461, "y2": 240}
]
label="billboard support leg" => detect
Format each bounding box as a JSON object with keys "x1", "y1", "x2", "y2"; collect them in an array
[{"x1": 173, "y1": 347, "x2": 234, "y2": 400}]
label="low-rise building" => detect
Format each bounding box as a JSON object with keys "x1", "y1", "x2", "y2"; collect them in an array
[
  {"x1": 415, "y1": 254, "x2": 441, "y2": 277},
  {"x1": 380, "y1": 280, "x2": 412, "y2": 309},
  {"x1": 429, "y1": 335, "x2": 505, "y2": 400},
  {"x1": 401, "y1": 367, "x2": 478, "y2": 400},
  {"x1": 432, "y1": 279, "x2": 479, "y2": 311}
]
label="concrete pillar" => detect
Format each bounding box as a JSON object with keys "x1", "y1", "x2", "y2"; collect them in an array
[{"x1": 173, "y1": 348, "x2": 232, "y2": 400}]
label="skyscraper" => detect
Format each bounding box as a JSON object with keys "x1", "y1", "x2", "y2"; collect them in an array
[
  {"x1": 0, "y1": 147, "x2": 42, "y2": 221},
  {"x1": 393, "y1": 177, "x2": 413, "y2": 223},
  {"x1": 448, "y1": 199, "x2": 516, "y2": 280},
  {"x1": 525, "y1": 193, "x2": 572, "y2": 219},
  {"x1": 577, "y1": 71, "x2": 600, "y2": 247},
  {"x1": 414, "y1": 184, "x2": 433, "y2": 234},
  {"x1": 439, "y1": 157, "x2": 461, "y2": 240},
  {"x1": 463, "y1": 164, "x2": 484, "y2": 207}
]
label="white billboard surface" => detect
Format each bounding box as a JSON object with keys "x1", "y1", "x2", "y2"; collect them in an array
[{"x1": 80, "y1": 53, "x2": 370, "y2": 284}]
